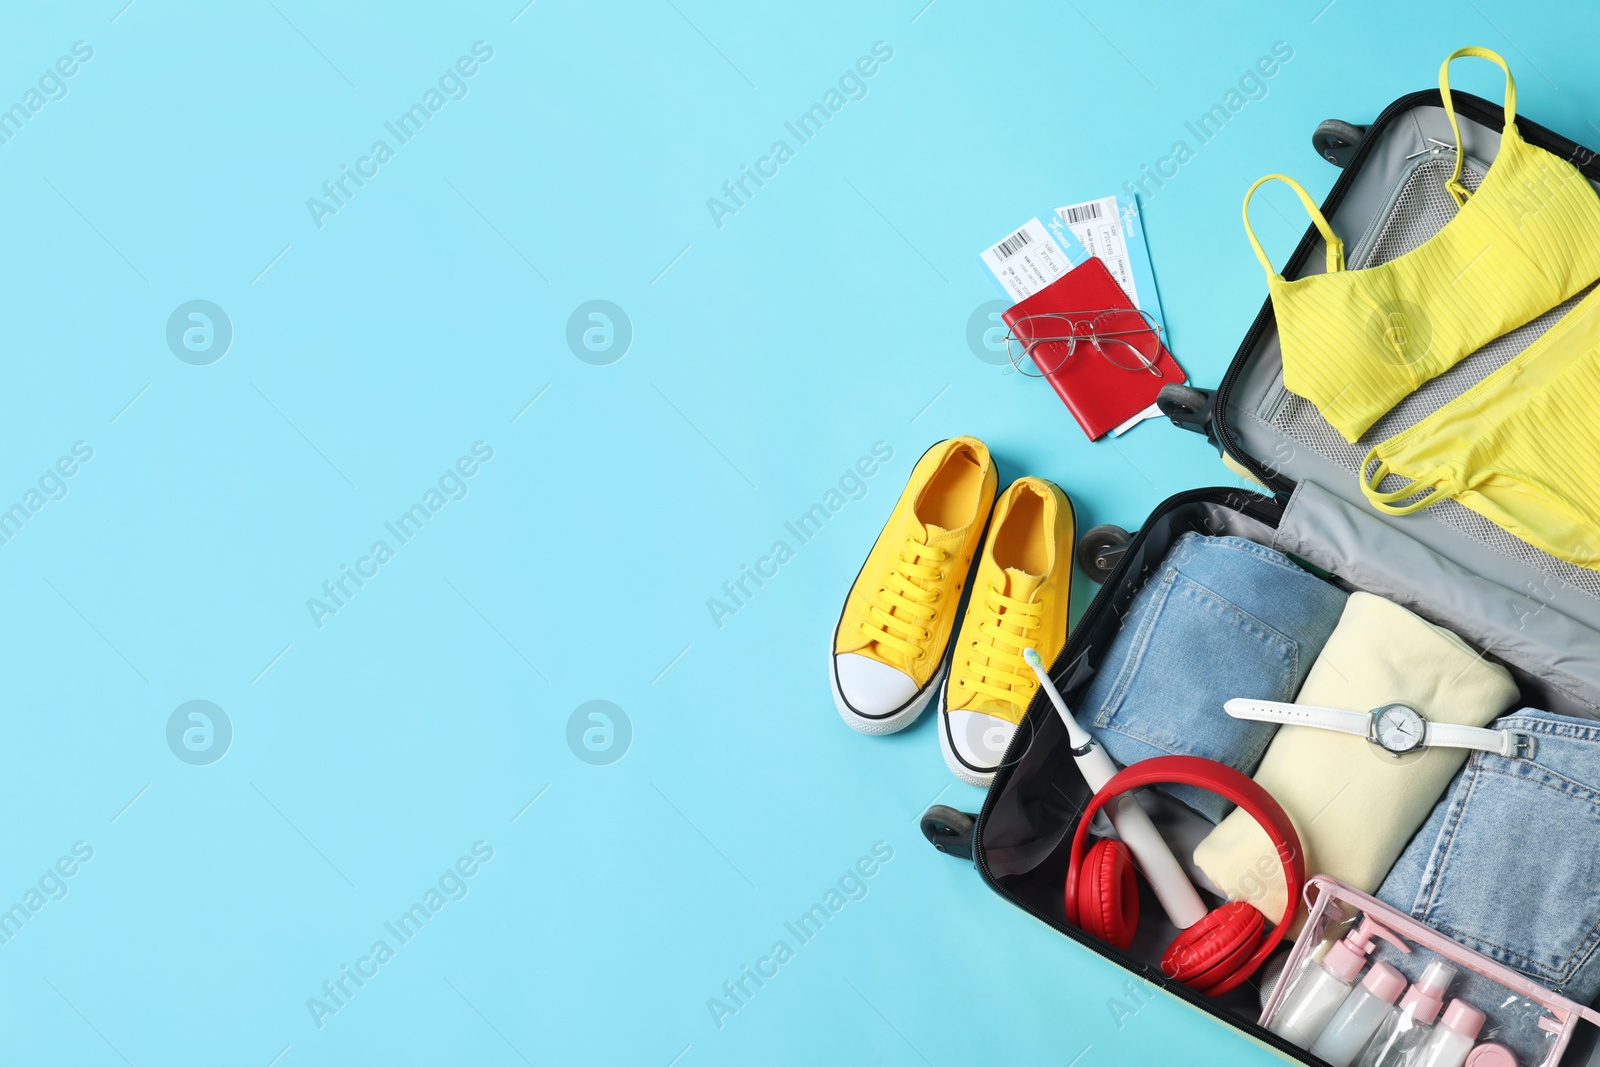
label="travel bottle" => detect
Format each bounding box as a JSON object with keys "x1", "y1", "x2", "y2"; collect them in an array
[
  {"x1": 1268, "y1": 917, "x2": 1410, "y2": 1048},
  {"x1": 1410, "y1": 1000, "x2": 1487, "y2": 1067},
  {"x1": 1355, "y1": 960, "x2": 1456, "y2": 1067},
  {"x1": 1308, "y1": 962, "x2": 1408, "y2": 1066},
  {"x1": 1259, "y1": 950, "x2": 1293, "y2": 1013},
  {"x1": 1462, "y1": 1044, "x2": 1516, "y2": 1067}
]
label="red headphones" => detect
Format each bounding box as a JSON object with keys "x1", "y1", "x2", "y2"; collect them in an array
[{"x1": 1064, "y1": 755, "x2": 1304, "y2": 998}]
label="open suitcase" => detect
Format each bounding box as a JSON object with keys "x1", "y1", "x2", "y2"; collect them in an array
[{"x1": 922, "y1": 77, "x2": 1600, "y2": 1065}]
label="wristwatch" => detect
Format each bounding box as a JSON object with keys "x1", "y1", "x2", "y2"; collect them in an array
[{"x1": 1223, "y1": 698, "x2": 1537, "y2": 760}]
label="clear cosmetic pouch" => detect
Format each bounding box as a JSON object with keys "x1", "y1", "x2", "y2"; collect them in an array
[{"x1": 1261, "y1": 877, "x2": 1600, "y2": 1067}]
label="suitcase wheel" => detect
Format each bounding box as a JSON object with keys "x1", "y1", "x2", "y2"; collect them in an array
[
  {"x1": 1158, "y1": 383, "x2": 1216, "y2": 440},
  {"x1": 1312, "y1": 119, "x2": 1368, "y2": 168},
  {"x1": 921, "y1": 804, "x2": 976, "y2": 861},
  {"x1": 1076, "y1": 524, "x2": 1132, "y2": 584}
]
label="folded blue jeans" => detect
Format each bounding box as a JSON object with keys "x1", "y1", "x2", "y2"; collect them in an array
[
  {"x1": 1081, "y1": 533, "x2": 1348, "y2": 821},
  {"x1": 1379, "y1": 708, "x2": 1600, "y2": 1004}
]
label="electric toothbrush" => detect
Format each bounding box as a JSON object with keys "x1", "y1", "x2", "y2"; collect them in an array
[{"x1": 1024, "y1": 647, "x2": 1208, "y2": 928}]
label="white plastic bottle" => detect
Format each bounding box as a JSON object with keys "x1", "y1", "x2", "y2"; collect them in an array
[
  {"x1": 1410, "y1": 1000, "x2": 1486, "y2": 1067},
  {"x1": 1309, "y1": 962, "x2": 1408, "y2": 1067},
  {"x1": 1268, "y1": 917, "x2": 1410, "y2": 1048},
  {"x1": 1355, "y1": 960, "x2": 1456, "y2": 1067}
]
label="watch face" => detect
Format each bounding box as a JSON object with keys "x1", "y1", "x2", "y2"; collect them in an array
[{"x1": 1373, "y1": 704, "x2": 1426, "y2": 754}]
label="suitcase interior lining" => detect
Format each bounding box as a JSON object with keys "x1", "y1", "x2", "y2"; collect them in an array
[
  {"x1": 1223, "y1": 101, "x2": 1600, "y2": 630},
  {"x1": 982, "y1": 494, "x2": 1600, "y2": 1054},
  {"x1": 1266, "y1": 153, "x2": 1600, "y2": 599}
]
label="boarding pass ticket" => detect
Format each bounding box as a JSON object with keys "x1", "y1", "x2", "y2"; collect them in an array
[
  {"x1": 976, "y1": 195, "x2": 1174, "y2": 436},
  {"x1": 976, "y1": 214, "x2": 1088, "y2": 303},
  {"x1": 1060, "y1": 196, "x2": 1140, "y2": 306},
  {"x1": 1057, "y1": 195, "x2": 1171, "y2": 434}
]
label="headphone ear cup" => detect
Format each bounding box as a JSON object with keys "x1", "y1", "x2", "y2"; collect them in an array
[
  {"x1": 1076, "y1": 839, "x2": 1139, "y2": 950},
  {"x1": 1161, "y1": 901, "x2": 1265, "y2": 993}
]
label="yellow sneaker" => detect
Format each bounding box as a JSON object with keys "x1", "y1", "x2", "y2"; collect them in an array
[
  {"x1": 940, "y1": 477, "x2": 1074, "y2": 785},
  {"x1": 831, "y1": 437, "x2": 998, "y2": 734}
]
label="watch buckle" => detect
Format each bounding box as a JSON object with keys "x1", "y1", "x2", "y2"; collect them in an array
[{"x1": 1509, "y1": 732, "x2": 1537, "y2": 761}]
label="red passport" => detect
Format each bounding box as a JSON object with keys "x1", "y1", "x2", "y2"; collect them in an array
[{"x1": 1002, "y1": 257, "x2": 1186, "y2": 440}]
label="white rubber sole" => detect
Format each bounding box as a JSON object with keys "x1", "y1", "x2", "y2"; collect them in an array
[
  {"x1": 937, "y1": 688, "x2": 997, "y2": 787},
  {"x1": 830, "y1": 649, "x2": 945, "y2": 736}
]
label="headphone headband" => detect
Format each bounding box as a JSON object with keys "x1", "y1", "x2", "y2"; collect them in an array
[{"x1": 1065, "y1": 755, "x2": 1304, "y2": 995}]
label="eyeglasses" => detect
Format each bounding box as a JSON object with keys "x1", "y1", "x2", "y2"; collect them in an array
[{"x1": 1003, "y1": 308, "x2": 1166, "y2": 378}]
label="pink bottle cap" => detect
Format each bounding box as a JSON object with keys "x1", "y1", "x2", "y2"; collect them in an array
[
  {"x1": 1440, "y1": 999, "x2": 1486, "y2": 1040},
  {"x1": 1322, "y1": 940, "x2": 1365, "y2": 982},
  {"x1": 1399, "y1": 960, "x2": 1457, "y2": 1025},
  {"x1": 1399, "y1": 987, "x2": 1443, "y2": 1024},
  {"x1": 1361, "y1": 962, "x2": 1407, "y2": 1004},
  {"x1": 1324, "y1": 917, "x2": 1411, "y2": 982},
  {"x1": 1463, "y1": 1043, "x2": 1516, "y2": 1067}
]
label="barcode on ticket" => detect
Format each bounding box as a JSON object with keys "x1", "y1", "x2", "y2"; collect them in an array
[
  {"x1": 1063, "y1": 202, "x2": 1102, "y2": 224},
  {"x1": 994, "y1": 227, "x2": 1032, "y2": 259}
]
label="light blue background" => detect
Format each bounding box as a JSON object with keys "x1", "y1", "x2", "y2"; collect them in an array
[{"x1": 2, "y1": 1, "x2": 1596, "y2": 1064}]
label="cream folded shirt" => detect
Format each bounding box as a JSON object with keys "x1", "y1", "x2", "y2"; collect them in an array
[{"x1": 1194, "y1": 592, "x2": 1518, "y2": 924}]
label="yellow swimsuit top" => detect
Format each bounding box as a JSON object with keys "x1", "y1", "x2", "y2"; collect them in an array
[{"x1": 1243, "y1": 47, "x2": 1600, "y2": 443}]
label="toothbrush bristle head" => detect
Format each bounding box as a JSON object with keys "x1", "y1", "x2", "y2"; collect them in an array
[{"x1": 1022, "y1": 647, "x2": 1042, "y2": 669}]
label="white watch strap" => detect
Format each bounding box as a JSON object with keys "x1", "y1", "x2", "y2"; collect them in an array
[
  {"x1": 1426, "y1": 721, "x2": 1538, "y2": 759},
  {"x1": 1224, "y1": 698, "x2": 1369, "y2": 737},
  {"x1": 1225, "y1": 699, "x2": 1539, "y2": 760}
]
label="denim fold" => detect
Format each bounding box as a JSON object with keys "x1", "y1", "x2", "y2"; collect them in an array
[
  {"x1": 1379, "y1": 708, "x2": 1600, "y2": 1004},
  {"x1": 1080, "y1": 533, "x2": 1348, "y2": 821}
]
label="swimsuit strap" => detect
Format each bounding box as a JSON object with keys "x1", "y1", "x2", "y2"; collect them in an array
[
  {"x1": 1242, "y1": 174, "x2": 1345, "y2": 277},
  {"x1": 1440, "y1": 46, "x2": 1517, "y2": 208},
  {"x1": 1360, "y1": 449, "x2": 1456, "y2": 516}
]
